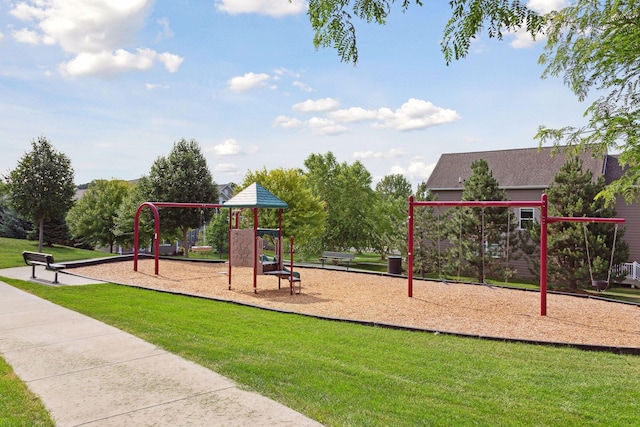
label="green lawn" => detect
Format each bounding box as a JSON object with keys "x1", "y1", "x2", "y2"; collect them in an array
[
  {"x1": 2, "y1": 277, "x2": 640, "y2": 426},
  {"x1": 0, "y1": 237, "x2": 118, "y2": 269},
  {"x1": 0, "y1": 349, "x2": 54, "y2": 426}
]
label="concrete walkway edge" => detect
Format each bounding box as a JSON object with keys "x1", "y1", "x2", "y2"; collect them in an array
[{"x1": 0, "y1": 274, "x2": 323, "y2": 426}]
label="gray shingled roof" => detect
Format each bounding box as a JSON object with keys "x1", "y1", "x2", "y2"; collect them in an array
[
  {"x1": 426, "y1": 147, "x2": 609, "y2": 190},
  {"x1": 223, "y1": 182, "x2": 288, "y2": 209}
]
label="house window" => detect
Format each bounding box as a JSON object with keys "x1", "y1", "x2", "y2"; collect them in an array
[{"x1": 519, "y1": 208, "x2": 535, "y2": 230}]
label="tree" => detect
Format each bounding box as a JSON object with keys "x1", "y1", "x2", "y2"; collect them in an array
[
  {"x1": 536, "y1": 0, "x2": 640, "y2": 204},
  {"x1": 66, "y1": 179, "x2": 132, "y2": 252},
  {"x1": 26, "y1": 210, "x2": 72, "y2": 247},
  {"x1": 0, "y1": 181, "x2": 31, "y2": 238},
  {"x1": 239, "y1": 167, "x2": 326, "y2": 259},
  {"x1": 372, "y1": 174, "x2": 412, "y2": 259},
  {"x1": 304, "y1": 152, "x2": 377, "y2": 252},
  {"x1": 308, "y1": 0, "x2": 544, "y2": 64},
  {"x1": 5, "y1": 137, "x2": 75, "y2": 252},
  {"x1": 145, "y1": 139, "x2": 218, "y2": 257},
  {"x1": 412, "y1": 182, "x2": 441, "y2": 278},
  {"x1": 204, "y1": 212, "x2": 229, "y2": 258},
  {"x1": 113, "y1": 177, "x2": 156, "y2": 248},
  {"x1": 444, "y1": 159, "x2": 515, "y2": 282},
  {"x1": 528, "y1": 158, "x2": 628, "y2": 291},
  {"x1": 0, "y1": 206, "x2": 32, "y2": 239}
]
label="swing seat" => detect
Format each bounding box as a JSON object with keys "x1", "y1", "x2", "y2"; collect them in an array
[{"x1": 592, "y1": 280, "x2": 608, "y2": 292}]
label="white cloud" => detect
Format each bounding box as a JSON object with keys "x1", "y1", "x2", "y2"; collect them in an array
[
  {"x1": 273, "y1": 116, "x2": 304, "y2": 129},
  {"x1": 145, "y1": 83, "x2": 168, "y2": 90},
  {"x1": 373, "y1": 98, "x2": 460, "y2": 131},
  {"x1": 307, "y1": 117, "x2": 347, "y2": 136},
  {"x1": 527, "y1": 0, "x2": 567, "y2": 14},
  {"x1": 508, "y1": 0, "x2": 565, "y2": 49},
  {"x1": 354, "y1": 151, "x2": 385, "y2": 159},
  {"x1": 292, "y1": 81, "x2": 314, "y2": 92},
  {"x1": 278, "y1": 98, "x2": 458, "y2": 136},
  {"x1": 214, "y1": 163, "x2": 239, "y2": 173},
  {"x1": 353, "y1": 148, "x2": 406, "y2": 159},
  {"x1": 155, "y1": 17, "x2": 174, "y2": 42},
  {"x1": 59, "y1": 48, "x2": 183, "y2": 77},
  {"x1": 407, "y1": 160, "x2": 436, "y2": 180},
  {"x1": 389, "y1": 148, "x2": 405, "y2": 157},
  {"x1": 12, "y1": 28, "x2": 40, "y2": 44},
  {"x1": 9, "y1": 0, "x2": 183, "y2": 77},
  {"x1": 156, "y1": 52, "x2": 183, "y2": 72},
  {"x1": 391, "y1": 159, "x2": 436, "y2": 183},
  {"x1": 228, "y1": 72, "x2": 271, "y2": 92},
  {"x1": 292, "y1": 97, "x2": 340, "y2": 113},
  {"x1": 211, "y1": 139, "x2": 243, "y2": 156},
  {"x1": 0, "y1": 32, "x2": 4, "y2": 41},
  {"x1": 509, "y1": 30, "x2": 547, "y2": 49},
  {"x1": 215, "y1": 0, "x2": 307, "y2": 17},
  {"x1": 328, "y1": 107, "x2": 378, "y2": 123}
]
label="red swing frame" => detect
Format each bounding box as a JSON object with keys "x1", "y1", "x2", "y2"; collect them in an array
[{"x1": 407, "y1": 194, "x2": 624, "y2": 316}]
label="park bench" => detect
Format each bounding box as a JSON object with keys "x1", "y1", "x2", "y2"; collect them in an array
[
  {"x1": 319, "y1": 251, "x2": 355, "y2": 270},
  {"x1": 22, "y1": 251, "x2": 65, "y2": 284}
]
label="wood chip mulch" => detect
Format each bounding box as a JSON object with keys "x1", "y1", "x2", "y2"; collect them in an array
[{"x1": 69, "y1": 259, "x2": 640, "y2": 350}]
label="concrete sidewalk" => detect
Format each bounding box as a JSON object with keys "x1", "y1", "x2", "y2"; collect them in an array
[{"x1": 0, "y1": 272, "x2": 323, "y2": 426}]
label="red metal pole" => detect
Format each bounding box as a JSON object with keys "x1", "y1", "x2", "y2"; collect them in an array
[
  {"x1": 279, "y1": 209, "x2": 283, "y2": 271},
  {"x1": 408, "y1": 196, "x2": 414, "y2": 297},
  {"x1": 290, "y1": 236, "x2": 294, "y2": 295},
  {"x1": 134, "y1": 206, "x2": 140, "y2": 272},
  {"x1": 133, "y1": 202, "x2": 160, "y2": 274},
  {"x1": 540, "y1": 194, "x2": 548, "y2": 316},
  {"x1": 253, "y1": 208, "x2": 258, "y2": 293},
  {"x1": 228, "y1": 209, "x2": 232, "y2": 289}
]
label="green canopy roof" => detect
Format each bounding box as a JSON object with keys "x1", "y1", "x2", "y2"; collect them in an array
[{"x1": 223, "y1": 182, "x2": 288, "y2": 209}]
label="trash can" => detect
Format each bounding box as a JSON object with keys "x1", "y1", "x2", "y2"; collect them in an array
[{"x1": 387, "y1": 256, "x2": 402, "y2": 275}]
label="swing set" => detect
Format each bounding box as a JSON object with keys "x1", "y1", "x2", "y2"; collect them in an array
[{"x1": 407, "y1": 194, "x2": 624, "y2": 316}]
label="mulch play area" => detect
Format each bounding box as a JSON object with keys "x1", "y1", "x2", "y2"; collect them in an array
[{"x1": 69, "y1": 259, "x2": 640, "y2": 351}]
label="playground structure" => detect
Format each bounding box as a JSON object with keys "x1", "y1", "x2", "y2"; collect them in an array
[
  {"x1": 132, "y1": 183, "x2": 301, "y2": 295},
  {"x1": 407, "y1": 194, "x2": 625, "y2": 316}
]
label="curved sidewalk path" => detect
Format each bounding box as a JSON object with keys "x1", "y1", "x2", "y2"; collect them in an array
[{"x1": 0, "y1": 268, "x2": 323, "y2": 427}]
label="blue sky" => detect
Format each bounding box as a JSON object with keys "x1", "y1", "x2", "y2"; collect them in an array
[{"x1": 0, "y1": 0, "x2": 584, "y2": 189}]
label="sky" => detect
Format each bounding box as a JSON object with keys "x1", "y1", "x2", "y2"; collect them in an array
[{"x1": 0, "y1": 0, "x2": 585, "y2": 190}]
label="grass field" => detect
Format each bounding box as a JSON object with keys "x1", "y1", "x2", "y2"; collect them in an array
[
  {"x1": 2, "y1": 238, "x2": 640, "y2": 425},
  {"x1": 2, "y1": 276, "x2": 640, "y2": 426}
]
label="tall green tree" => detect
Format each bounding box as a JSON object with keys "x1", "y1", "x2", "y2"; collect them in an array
[
  {"x1": 304, "y1": 152, "x2": 377, "y2": 252},
  {"x1": 0, "y1": 182, "x2": 32, "y2": 239},
  {"x1": 308, "y1": 0, "x2": 544, "y2": 64},
  {"x1": 5, "y1": 137, "x2": 75, "y2": 252},
  {"x1": 239, "y1": 167, "x2": 326, "y2": 258},
  {"x1": 113, "y1": 177, "x2": 157, "y2": 249},
  {"x1": 372, "y1": 174, "x2": 412, "y2": 259},
  {"x1": 528, "y1": 158, "x2": 628, "y2": 291},
  {"x1": 445, "y1": 159, "x2": 514, "y2": 282},
  {"x1": 66, "y1": 179, "x2": 132, "y2": 253},
  {"x1": 536, "y1": 0, "x2": 640, "y2": 203},
  {"x1": 145, "y1": 139, "x2": 218, "y2": 257},
  {"x1": 204, "y1": 212, "x2": 229, "y2": 258},
  {"x1": 412, "y1": 182, "x2": 441, "y2": 278}
]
